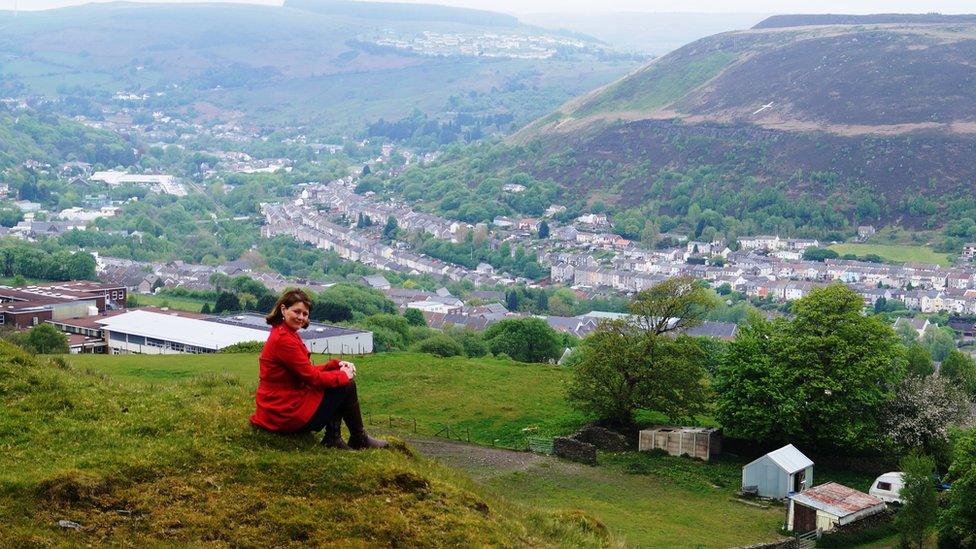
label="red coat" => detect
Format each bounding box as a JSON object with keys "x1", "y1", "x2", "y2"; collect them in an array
[{"x1": 250, "y1": 323, "x2": 350, "y2": 432}]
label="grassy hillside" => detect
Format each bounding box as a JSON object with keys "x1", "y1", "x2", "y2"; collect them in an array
[
  {"x1": 64, "y1": 350, "x2": 794, "y2": 547},
  {"x1": 0, "y1": 342, "x2": 617, "y2": 546},
  {"x1": 527, "y1": 19, "x2": 976, "y2": 132}
]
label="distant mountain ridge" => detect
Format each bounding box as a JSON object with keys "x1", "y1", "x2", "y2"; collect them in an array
[
  {"x1": 285, "y1": 0, "x2": 518, "y2": 26},
  {"x1": 754, "y1": 13, "x2": 976, "y2": 29}
]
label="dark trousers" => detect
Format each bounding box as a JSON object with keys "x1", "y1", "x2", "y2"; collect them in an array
[{"x1": 299, "y1": 381, "x2": 357, "y2": 433}]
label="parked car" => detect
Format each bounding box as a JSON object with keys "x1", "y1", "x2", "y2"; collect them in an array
[{"x1": 869, "y1": 472, "x2": 904, "y2": 503}]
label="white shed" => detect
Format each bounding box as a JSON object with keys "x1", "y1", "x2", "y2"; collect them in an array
[{"x1": 741, "y1": 444, "x2": 813, "y2": 499}]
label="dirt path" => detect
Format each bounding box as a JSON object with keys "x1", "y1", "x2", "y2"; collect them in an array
[{"x1": 405, "y1": 436, "x2": 553, "y2": 479}]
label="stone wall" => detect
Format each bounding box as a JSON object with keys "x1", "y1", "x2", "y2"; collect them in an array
[{"x1": 553, "y1": 437, "x2": 597, "y2": 465}]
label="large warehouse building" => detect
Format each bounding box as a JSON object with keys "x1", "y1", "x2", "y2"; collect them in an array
[{"x1": 96, "y1": 310, "x2": 373, "y2": 355}]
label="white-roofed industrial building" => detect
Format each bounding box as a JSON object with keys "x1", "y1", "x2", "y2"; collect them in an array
[
  {"x1": 97, "y1": 310, "x2": 372, "y2": 355},
  {"x1": 742, "y1": 444, "x2": 814, "y2": 499}
]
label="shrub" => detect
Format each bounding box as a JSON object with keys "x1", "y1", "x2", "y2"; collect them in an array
[
  {"x1": 412, "y1": 335, "x2": 464, "y2": 357},
  {"x1": 219, "y1": 341, "x2": 265, "y2": 353}
]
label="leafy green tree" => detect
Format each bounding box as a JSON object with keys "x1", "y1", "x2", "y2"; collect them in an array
[
  {"x1": 383, "y1": 216, "x2": 399, "y2": 240},
  {"x1": 360, "y1": 314, "x2": 411, "y2": 350},
  {"x1": 200, "y1": 302, "x2": 212, "y2": 315},
  {"x1": 938, "y1": 429, "x2": 976, "y2": 548},
  {"x1": 65, "y1": 252, "x2": 96, "y2": 280},
  {"x1": 0, "y1": 207, "x2": 23, "y2": 228},
  {"x1": 483, "y1": 317, "x2": 561, "y2": 363},
  {"x1": 12, "y1": 323, "x2": 69, "y2": 354},
  {"x1": 715, "y1": 285, "x2": 905, "y2": 452},
  {"x1": 404, "y1": 308, "x2": 426, "y2": 327},
  {"x1": 896, "y1": 321, "x2": 920, "y2": 345},
  {"x1": 568, "y1": 320, "x2": 709, "y2": 425},
  {"x1": 538, "y1": 220, "x2": 549, "y2": 239},
  {"x1": 318, "y1": 284, "x2": 396, "y2": 318},
  {"x1": 447, "y1": 328, "x2": 488, "y2": 357},
  {"x1": 310, "y1": 300, "x2": 353, "y2": 323},
  {"x1": 940, "y1": 350, "x2": 976, "y2": 397},
  {"x1": 906, "y1": 344, "x2": 935, "y2": 377},
  {"x1": 213, "y1": 291, "x2": 241, "y2": 314},
  {"x1": 256, "y1": 293, "x2": 278, "y2": 315},
  {"x1": 802, "y1": 247, "x2": 840, "y2": 262},
  {"x1": 895, "y1": 454, "x2": 939, "y2": 549},
  {"x1": 567, "y1": 277, "x2": 712, "y2": 425},
  {"x1": 922, "y1": 326, "x2": 955, "y2": 362}
]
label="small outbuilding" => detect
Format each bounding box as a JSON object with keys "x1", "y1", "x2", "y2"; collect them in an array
[
  {"x1": 787, "y1": 482, "x2": 885, "y2": 533},
  {"x1": 638, "y1": 426, "x2": 722, "y2": 461},
  {"x1": 741, "y1": 444, "x2": 813, "y2": 499}
]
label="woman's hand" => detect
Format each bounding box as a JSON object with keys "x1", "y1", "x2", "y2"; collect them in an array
[{"x1": 339, "y1": 362, "x2": 357, "y2": 380}]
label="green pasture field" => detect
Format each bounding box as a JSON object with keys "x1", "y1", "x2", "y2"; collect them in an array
[{"x1": 828, "y1": 243, "x2": 951, "y2": 266}]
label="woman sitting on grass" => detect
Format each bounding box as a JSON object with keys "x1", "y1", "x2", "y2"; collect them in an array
[{"x1": 250, "y1": 289, "x2": 387, "y2": 450}]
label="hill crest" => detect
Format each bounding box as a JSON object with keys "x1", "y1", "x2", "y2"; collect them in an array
[{"x1": 516, "y1": 18, "x2": 976, "y2": 141}]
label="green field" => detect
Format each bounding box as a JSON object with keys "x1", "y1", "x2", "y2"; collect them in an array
[
  {"x1": 127, "y1": 293, "x2": 209, "y2": 313},
  {"x1": 62, "y1": 351, "x2": 849, "y2": 547},
  {"x1": 828, "y1": 243, "x2": 952, "y2": 266}
]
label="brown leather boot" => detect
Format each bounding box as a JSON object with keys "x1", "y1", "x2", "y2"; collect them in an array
[
  {"x1": 321, "y1": 419, "x2": 352, "y2": 450},
  {"x1": 342, "y1": 383, "x2": 388, "y2": 450}
]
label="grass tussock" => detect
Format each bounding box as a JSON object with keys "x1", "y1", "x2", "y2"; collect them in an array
[{"x1": 0, "y1": 342, "x2": 612, "y2": 547}]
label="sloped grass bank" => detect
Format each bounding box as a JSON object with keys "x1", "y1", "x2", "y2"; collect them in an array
[
  {"x1": 67, "y1": 352, "x2": 588, "y2": 448},
  {"x1": 1, "y1": 344, "x2": 611, "y2": 546}
]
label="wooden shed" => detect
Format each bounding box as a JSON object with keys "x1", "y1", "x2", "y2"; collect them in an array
[
  {"x1": 638, "y1": 426, "x2": 722, "y2": 461},
  {"x1": 788, "y1": 482, "x2": 885, "y2": 533}
]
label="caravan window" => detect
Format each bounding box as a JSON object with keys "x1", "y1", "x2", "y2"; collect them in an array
[{"x1": 877, "y1": 481, "x2": 892, "y2": 491}]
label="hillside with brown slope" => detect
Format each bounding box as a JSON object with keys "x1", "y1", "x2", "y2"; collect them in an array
[{"x1": 517, "y1": 19, "x2": 976, "y2": 140}]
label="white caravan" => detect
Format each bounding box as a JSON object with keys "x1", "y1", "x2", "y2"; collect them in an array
[{"x1": 868, "y1": 472, "x2": 904, "y2": 503}]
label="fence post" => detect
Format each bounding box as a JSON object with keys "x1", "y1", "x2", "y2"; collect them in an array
[
  {"x1": 466, "y1": 427, "x2": 470, "y2": 443},
  {"x1": 413, "y1": 418, "x2": 417, "y2": 434}
]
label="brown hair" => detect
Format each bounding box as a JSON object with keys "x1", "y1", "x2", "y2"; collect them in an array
[{"x1": 265, "y1": 289, "x2": 313, "y2": 328}]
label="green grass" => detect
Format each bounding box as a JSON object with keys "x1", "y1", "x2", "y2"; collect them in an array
[
  {"x1": 63, "y1": 351, "x2": 794, "y2": 547},
  {"x1": 575, "y1": 51, "x2": 736, "y2": 117},
  {"x1": 828, "y1": 243, "x2": 951, "y2": 266},
  {"x1": 128, "y1": 293, "x2": 209, "y2": 313},
  {"x1": 0, "y1": 344, "x2": 613, "y2": 546},
  {"x1": 480, "y1": 455, "x2": 784, "y2": 548},
  {"x1": 67, "y1": 351, "x2": 586, "y2": 448}
]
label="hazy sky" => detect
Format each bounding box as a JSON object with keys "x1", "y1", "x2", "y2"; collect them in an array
[{"x1": 7, "y1": 0, "x2": 976, "y2": 15}]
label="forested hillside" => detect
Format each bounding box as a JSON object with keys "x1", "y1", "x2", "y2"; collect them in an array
[{"x1": 0, "y1": 108, "x2": 134, "y2": 168}]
